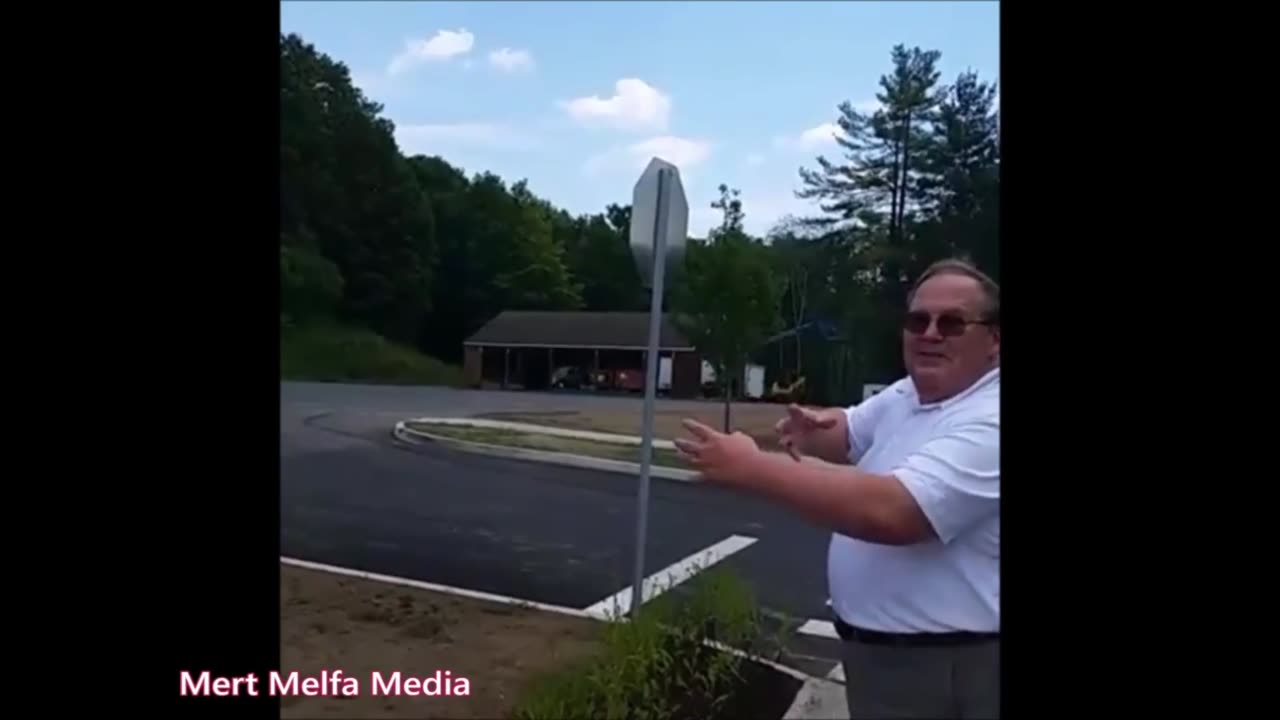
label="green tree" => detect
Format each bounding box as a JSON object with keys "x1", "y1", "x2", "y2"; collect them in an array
[
  {"x1": 675, "y1": 185, "x2": 781, "y2": 431},
  {"x1": 915, "y1": 71, "x2": 1000, "y2": 281},
  {"x1": 405, "y1": 155, "x2": 474, "y2": 360},
  {"x1": 280, "y1": 242, "x2": 344, "y2": 330},
  {"x1": 797, "y1": 45, "x2": 943, "y2": 243},
  {"x1": 767, "y1": 218, "x2": 820, "y2": 374},
  {"x1": 280, "y1": 33, "x2": 436, "y2": 344},
  {"x1": 794, "y1": 45, "x2": 1004, "y2": 384},
  {"x1": 278, "y1": 28, "x2": 1001, "y2": 399},
  {"x1": 563, "y1": 213, "x2": 647, "y2": 311},
  {"x1": 498, "y1": 181, "x2": 584, "y2": 310}
]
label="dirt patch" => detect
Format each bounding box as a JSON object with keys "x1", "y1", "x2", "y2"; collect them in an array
[
  {"x1": 405, "y1": 423, "x2": 688, "y2": 468},
  {"x1": 280, "y1": 565, "x2": 605, "y2": 719},
  {"x1": 475, "y1": 403, "x2": 791, "y2": 452}
]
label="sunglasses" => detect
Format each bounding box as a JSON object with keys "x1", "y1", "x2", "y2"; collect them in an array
[{"x1": 903, "y1": 311, "x2": 994, "y2": 337}]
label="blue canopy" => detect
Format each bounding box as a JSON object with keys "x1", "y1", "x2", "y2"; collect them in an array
[{"x1": 762, "y1": 319, "x2": 847, "y2": 345}]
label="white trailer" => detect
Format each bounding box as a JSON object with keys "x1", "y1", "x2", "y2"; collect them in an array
[
  {"x1": 658, "y1": 356, "x2": 673, "y2": 391},
  {"x1": 744, "y1": 365, "x2": 765, "y2": 399},
  {"x1": 700, "y1": 361, "x2": 765, "y2": 399}
]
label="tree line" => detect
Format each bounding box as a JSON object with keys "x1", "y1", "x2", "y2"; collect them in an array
[{"x1": 280, "y1": 33, "x2": 999, "y2": 402}]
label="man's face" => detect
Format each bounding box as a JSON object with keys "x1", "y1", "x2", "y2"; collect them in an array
[{"x1": 902, "y1": 273, "x2": 1000, "y2": 400}]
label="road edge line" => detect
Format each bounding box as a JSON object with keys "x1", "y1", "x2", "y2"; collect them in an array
[{"x1": 581, "y1": 534, "x2": 758, "y2": 619}]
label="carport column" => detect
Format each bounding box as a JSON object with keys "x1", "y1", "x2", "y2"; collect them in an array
[
  {"x1": 548, "y1": 347, "x2": 554, "y2": 385},
  {"x1": 503, "y1": 347, "x2": 510, "y2": 389},
  {"x1": 594, "y1": 348, "x2": 600, "y2": 372}
]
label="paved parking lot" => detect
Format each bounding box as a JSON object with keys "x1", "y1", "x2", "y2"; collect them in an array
[{"x1": 281, "y1": 382, "x2": 847, "y2": 677}]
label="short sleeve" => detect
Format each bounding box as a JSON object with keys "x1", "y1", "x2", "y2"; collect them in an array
[
  {"x1": 845, "y1": 386, "x2": 895, "y2": 462},
  {"x1": 892, "y1": 417, "x2": 999, "y2": 543}
]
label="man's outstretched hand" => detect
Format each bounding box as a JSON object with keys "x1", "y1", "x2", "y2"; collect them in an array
[
  {"x1": 775, "y1": 404, "x2": 838, "y2": 461},
  {"x1": 673, "y1": 419, "x2": 763, "y2": 486}
]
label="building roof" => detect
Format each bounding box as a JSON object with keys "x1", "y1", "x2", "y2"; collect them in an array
[{"x1": 464, "y1": 311, "x2": 694, "y2": 350}]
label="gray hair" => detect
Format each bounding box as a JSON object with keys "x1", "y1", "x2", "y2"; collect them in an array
[{"x1": 908, "y1": 258, "x2": 1000, "y2": 324}]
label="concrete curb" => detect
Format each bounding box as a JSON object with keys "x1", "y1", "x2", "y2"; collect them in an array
[
  {"x1": 413, "y1": 416, "x2": 678, "y2": 449},
  {"x1": 393, "y1": 420, "x2": 701, "y2": 483}
]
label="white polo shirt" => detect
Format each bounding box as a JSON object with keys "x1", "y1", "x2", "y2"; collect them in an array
[{"x1": 827, "y1": 366, "x2": 999, "y2": 633}]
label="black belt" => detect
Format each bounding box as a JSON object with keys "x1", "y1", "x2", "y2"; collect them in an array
[{"x1": 834, "y1": 616, "x2": 998, "y2": 647}]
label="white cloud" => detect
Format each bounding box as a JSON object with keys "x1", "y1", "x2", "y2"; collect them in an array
[
  {"x1": 388, "y1": 29, "x2": 475, "y2": 74},
  {"x1": 774, "y1": 122, "x2": 847, "y2": 152},
  {"x1": 799, "y1": 123, "x2": 845, "y2": 149},
  {"x1": 583, "y1": 135, "x2": 712, "y2": 176},
  {"x1": 561, "y1": 78, "x2": 671, "y2": 132},
  {"x1": 395, "y1": 122, "x2": 540, "y2": 154},
  {"x1": 489, "y1": 48, "x2": 534, "y2": 73},
  {"x1": 852, "y1": 98, "x2": 880, "y2": 114}
]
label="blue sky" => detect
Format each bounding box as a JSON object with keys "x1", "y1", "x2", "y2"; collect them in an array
[{"x1": 280, "y1": 1, "x2": 999, "y2": 237}]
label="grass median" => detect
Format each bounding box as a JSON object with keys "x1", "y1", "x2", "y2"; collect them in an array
[
  {"x1": 473, "y1": 408, "x2": 787, "y2": 454},
  {"x1": 404, "y1": 422, "x2": 689, "y2": 469}
]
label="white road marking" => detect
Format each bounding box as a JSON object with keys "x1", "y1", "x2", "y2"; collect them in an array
[
  {"x1": 797, "y1": 619, "x2": 840, "y2": 640},
  {"x1": 280, "y1": 556, "x2": 591, "y2": 619},
  {"x1": 825, "y1": 663, "x2": 845, "y2": 683},
  {"x1": 582, "y1": 534, "x2": 758, "y2": 619}
]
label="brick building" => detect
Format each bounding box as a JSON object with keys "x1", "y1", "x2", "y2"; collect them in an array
[{"x1": 462, "y1": 311, "x2": 702, "y2": 398}]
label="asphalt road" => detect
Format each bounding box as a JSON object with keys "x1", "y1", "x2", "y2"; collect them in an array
[{"x1": 280, "y1": 381, "x2": 841, "y2": 669}]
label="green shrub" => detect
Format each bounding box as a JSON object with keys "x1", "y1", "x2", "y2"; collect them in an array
[
  {"x1": 515, "y1": 567, "x2": 765, "y2": 720},
  {"x1": 280, "y1": 323, "x2": 464, "y2": 386},
  {"x1": 280, "y1": 244, "x2": 344, "y2": 325}
]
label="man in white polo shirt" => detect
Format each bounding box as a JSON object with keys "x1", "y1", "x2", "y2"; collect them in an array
[{"x1": 675, "y1": 258, "x2": 999, "y2": 718}]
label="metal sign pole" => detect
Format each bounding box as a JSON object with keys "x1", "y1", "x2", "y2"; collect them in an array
[{"x1": 630, "y1": 167, "x2": 669, "y2": 619}]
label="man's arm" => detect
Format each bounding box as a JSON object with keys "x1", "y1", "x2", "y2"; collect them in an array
[
  {"x1": 742, "y1": 417, "x2": 1000, "y2": 545},
  {"x1": 740, "y1": 453, "x2": 935, "y2": 544}
]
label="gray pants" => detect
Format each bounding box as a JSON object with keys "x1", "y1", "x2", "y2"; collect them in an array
[{"x1": 841, "y1": 637, "x2": 1000, "y2": 719}]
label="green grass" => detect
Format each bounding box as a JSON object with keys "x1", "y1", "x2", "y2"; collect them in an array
[
  {"x1": 280, "y1": 323, "x2": 465, "y2": 386},
  {"x1": 513, "y1": 567, "x2": 769, "y2": 720},
  {"x1": 405, "y1": 423, "x2": 688, "y2": 469}
]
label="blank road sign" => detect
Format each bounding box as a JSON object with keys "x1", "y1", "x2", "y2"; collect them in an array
[{"x1": 629, "y1": 157, "x2": 689, "y2": 288}]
